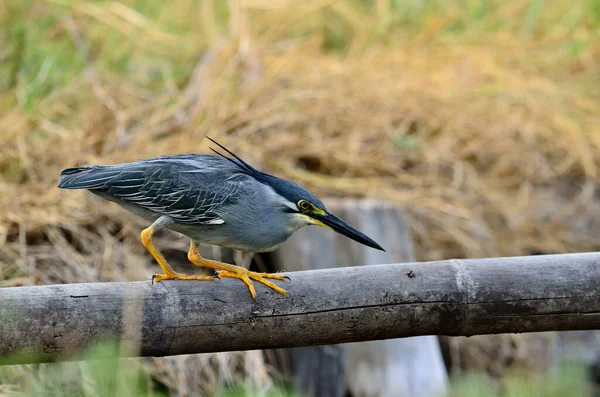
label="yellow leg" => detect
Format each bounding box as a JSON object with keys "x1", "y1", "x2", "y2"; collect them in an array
[
  {"x1": 187, "y1": 242, "x2": 288, "y2": 300},
  {"x1": 141, "y1": 226, "x2": 214, "y2": 282}
]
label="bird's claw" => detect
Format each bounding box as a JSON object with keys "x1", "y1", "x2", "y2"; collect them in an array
[
  {"x1": 214, "y1": 268, "x2": 288, "y2": 299},
  {"x1": 214, "y1": 269, "x2": 289, "y2": 280}
]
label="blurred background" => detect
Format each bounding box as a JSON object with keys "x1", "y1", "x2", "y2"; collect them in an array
[{"x1": 1, "y1": 0, "x2": 599, "y2": 396}]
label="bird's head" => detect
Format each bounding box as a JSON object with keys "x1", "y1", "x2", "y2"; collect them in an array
[
  {"x1": 265, "y1": 177, "x2": 385, "y2": 251},
  {"x1": 206, "y1": 136, "x2": 385, "y2": 252}
]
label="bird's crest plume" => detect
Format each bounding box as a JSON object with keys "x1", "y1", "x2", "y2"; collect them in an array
[{"x1": 205, "y1": 136, "x2": 261, "y2": 177}]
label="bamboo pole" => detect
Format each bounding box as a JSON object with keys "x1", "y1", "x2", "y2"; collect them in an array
[{"x1": 2, "y1": 252, "x2": 600, "y2": 365}]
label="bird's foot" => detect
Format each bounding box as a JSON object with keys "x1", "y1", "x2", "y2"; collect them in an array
[
  {"x1": 152, "y1": 273, "x2": 214, "y2": 283},
  {"x1": 215, "y1": 267, "x2": 288, "y2": 300}
]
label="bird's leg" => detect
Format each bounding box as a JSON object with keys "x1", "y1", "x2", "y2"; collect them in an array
[
  {"x1": 141, "y1": 217, "x2": 214, "y2": 282},
  {"x1": 187, "y1": 242, "x2": 288, "y2": 300}
]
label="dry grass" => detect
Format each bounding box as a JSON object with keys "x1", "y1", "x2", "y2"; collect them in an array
[{"x1": 1, "y1": 0, "x2": 600, "y2": 395}]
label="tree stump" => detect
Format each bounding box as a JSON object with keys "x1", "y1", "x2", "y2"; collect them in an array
[{"x1": 270, "y1": 198, "x2": 448, "y2": 397}]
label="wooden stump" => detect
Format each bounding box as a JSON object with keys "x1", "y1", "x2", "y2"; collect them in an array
[{"x1": 270, "y1": 198, "x2": 448, "y2": 397}]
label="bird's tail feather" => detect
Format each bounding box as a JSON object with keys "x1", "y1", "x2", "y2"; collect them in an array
[{"x1": 58, "y1": 166, "x2": 113, "y2": 189}]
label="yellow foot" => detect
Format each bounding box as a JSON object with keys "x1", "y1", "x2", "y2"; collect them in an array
[
  {"x1": 152, "y1": 273, "x2": 214, "y2": 283},
  {"x1": 215, "y1": 268, "x2": 288, "y2": 300}
]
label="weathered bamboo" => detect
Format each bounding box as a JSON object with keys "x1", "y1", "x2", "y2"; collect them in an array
[{"x1": 1, "y1": 252, "x2": 600, "y2": 365}]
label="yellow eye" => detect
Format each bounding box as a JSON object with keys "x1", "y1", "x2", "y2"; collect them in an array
[{"x1": 298, "y1": 200, "x2": 311, "y2": 211}]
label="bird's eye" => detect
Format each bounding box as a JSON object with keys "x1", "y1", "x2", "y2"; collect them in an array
[{"x1": 298, "y1": 200, "x2": 311, "y2": 211}]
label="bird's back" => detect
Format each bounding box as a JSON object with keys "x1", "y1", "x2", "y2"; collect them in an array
[
  {"x1": 59, "y1": 154, "x2": 239, "y2": 189},
  {"x1": 58, "y1": 154, "x2": 249, "y2": 225}
]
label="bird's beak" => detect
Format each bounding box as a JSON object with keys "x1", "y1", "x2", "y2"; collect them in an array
[{"x1": 309, "y1": 211, "x2": 385, "y2": 251}]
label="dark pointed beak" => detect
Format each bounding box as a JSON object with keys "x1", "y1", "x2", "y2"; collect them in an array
[{"x1": 311, "y1": 212, "x2": 385, "y2": 251}]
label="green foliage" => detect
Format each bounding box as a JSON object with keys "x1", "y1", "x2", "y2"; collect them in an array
[
  {"x1": 1, "y1": 351, "x2": 592, "y2": 397},
  {"x1": 450, "y1": 372, "x2": 499, "y2": 397},
  {"x1": 2, "y1": 0, "x2": 598, "y2": 112},
  {"x1": 449, "y1": 364, "x2": 594, "y2": 397},
  {"x1": 219, "y1": 381, "x2": 300, "y2": 397},
  {"x1": 0, "y1": 341, "x2": 301, "y2": 397},
  {"x1": 393, "y1": 136, "x2": 420, "y2": 151},
  {"x1": 0, "y1": 341, "x2": 166, "y2": 397}
]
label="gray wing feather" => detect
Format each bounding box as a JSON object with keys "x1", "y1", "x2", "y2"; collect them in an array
[{"x1": 59, "y1": 156, "x2": 246, "y2": 225}]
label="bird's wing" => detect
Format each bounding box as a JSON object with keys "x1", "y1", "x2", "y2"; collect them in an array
[{"x1": 59, "y1": 158, "x2": 245, "y2": 225}]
